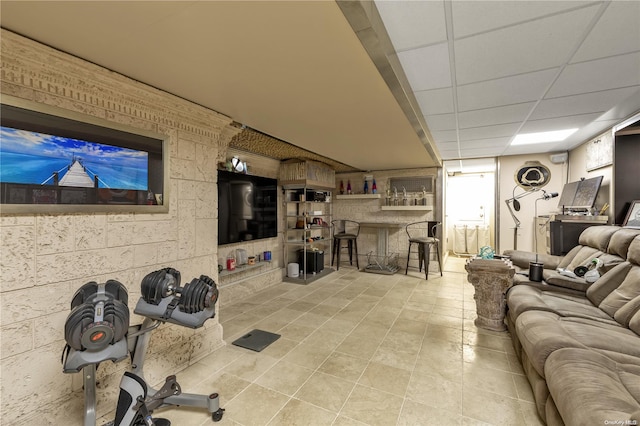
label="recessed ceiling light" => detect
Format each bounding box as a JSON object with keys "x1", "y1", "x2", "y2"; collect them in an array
[{"x1": 511, "y1": 128, "x2": 578, "y2": 146}]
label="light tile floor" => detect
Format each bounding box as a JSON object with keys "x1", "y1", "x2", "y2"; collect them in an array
[{"x1": 138, "y1": 257, "x2": 545, "y2": 426}]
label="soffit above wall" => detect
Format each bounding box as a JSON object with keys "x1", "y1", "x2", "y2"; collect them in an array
[{"x1": 230, "y1": 127, "x2": 358, "y2": 173}]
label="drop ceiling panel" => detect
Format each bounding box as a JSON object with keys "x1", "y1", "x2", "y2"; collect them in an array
[
  {"x1": 424, "y1": 114, "x2": 456, "y2": 131},
  {"x1": 531, "y1": 87, "x2": 640, "y2": 120},
  {"x1": 457, "y1": 103, "x2": 535, "y2": 129},
  {"x1": 454, "y1": 5, "x2": 600, "y2": 85},
  {"x1": 520, "y1": 113, "x2": 602, "y2": 134},
  {"x1": 547, "y1": 52, "x2": 640, "y2": 98},
  {"x1": 456, "y1": 68, "x2": 559, "y2": 111},
  {"x1": 374, "y1": 0, "x2": 447, "y2": 51},
  {"x1": 460, "y1": 138, "x2": 511, "y2": 149},
  {"x1": 415, "y1": 87, "x2": 454, "y2": 115},
  {"x1": 397, "y1": 42, "x2": 452, "y2": 91},
  {"x1": 451, "y1": 1, "x2": 593, "y2": 39},
  {"x1": 459, "y1": 123, "x2": 522, "y2": 141},
  {"x1": 571, "y1": 1, "x2": 640, "y2": 63},
  {"x1": 432, "y1": 130, "x2": 458, "y2": 143}
]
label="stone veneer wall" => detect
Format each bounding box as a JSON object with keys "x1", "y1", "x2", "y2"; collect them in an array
[
  {"x1": 0, "y1": 30, "x2": 239, "y2": 424},
  {"x1": 333, "y1": 168, "x2": 441, "y2": 270}
]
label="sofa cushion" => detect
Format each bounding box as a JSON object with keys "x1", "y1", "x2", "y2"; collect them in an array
[
  {"x1": 608, "y1": 228, "x2": 640, "y2": 259},
  {"x1": 586, "y1": 262, "x2": 633, "y2": 306},
  {"x1": 578, "y1": 225, "x2": 619, "y2": 251},
  {"x1": 507, "y1": 285, "x2": 612, "y2": 322},
  {"x1": 545, "y1": 348, "x2": 640, "y2": 426},
  {"x1": 614, "y1": 295, "x2": 640, "y2": 328},
  {"x1": 630, "y1": 307, "x2": 640, "y2": 335},
  {"x1": 599, "y1": 265, "x2": 640, "y2": 321},
  {"x1": 515, "y1": 310, "x2": 640, "y2": 378},
  {"x1": 543, "y1": 271, "x2": 590, "y2": 292},
  {"x1": 628, "y1": 235, "x2": 640, "y2": 265},
  {"x1": 556, "y1": 245, "x2": 602, "y2": 270}
]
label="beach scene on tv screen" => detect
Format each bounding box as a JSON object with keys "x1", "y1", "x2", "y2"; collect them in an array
[{"x1": 0, "y1": 126, "x2": 148, "y2": 190}]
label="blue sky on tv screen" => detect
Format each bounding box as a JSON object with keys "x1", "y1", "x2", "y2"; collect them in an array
[{"x1": 0, "y1": 126, "x2": 148, "y2": 190}]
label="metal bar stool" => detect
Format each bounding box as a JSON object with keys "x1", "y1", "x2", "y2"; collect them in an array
[
  {"x1": 405, "y1": 221, "x2": 442, "y2": 279},
  {"x1": 331, "y1": 220, "x2": 360, "y2": 270}
]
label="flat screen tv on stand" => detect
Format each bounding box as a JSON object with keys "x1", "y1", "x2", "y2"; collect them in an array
[{"x1": 217, "y1": 170, "x2": 278, "y2": 245}]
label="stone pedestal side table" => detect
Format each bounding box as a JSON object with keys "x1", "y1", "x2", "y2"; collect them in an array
[{"x1": 465, "y1": 257, "x2": 515, "y2": 331}]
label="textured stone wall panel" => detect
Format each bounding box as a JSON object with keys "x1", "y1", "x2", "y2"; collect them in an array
[
  {"x1": 36, "y1": 215, "x2": 76, "y2": 255},
  {"x1": 0, "y1": 225, "x2": 36, "y2": 291},
  {"x1": 0, "y1": 320, "x2": 33, "y2": 359},
  {"x1": 1, "y1": 29, "x2": 232, "y2": 424},
  {"x1": 0, "y1": 342, "x2": 73, "y2": 422},
  {"x1": 74, "y1": 214, "x2": 108, "y2": 250}
]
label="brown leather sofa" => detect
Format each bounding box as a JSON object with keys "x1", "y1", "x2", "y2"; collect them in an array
[
  {"x1": 505, "y1": 225, "x2": 640, "y2": 295},
  {"x1": 504, "y1": 227, "x2": 640, "y2": 425}
]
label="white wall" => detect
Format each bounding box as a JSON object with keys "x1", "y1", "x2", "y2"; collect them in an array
[{"x1": 497, "y1": 154, "x2": 567, "y2": 253}]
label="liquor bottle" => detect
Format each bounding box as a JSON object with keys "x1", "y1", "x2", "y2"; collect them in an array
[
  {"x1": 364, "y1": 180, "x2": 369, "y2": 194},
  {"x1": 347, "y1": 180, "x2": 352, "y2": 195},
  {"x1": 340, "y1": 180, "x2": 344, "y2": 194},
  {"x1": 372, "y1": 179, "x2": 377, "y2": 194}
]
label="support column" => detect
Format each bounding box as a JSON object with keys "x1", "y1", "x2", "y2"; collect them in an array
[{"x1": 465, "y1": 258, "x2": 515, "y2": 331}]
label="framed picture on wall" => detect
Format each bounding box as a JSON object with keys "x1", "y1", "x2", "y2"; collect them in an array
[
  {"x1": 0, "y1": 95, "x2": 169, "y2": 214},
  {"x1": 622, "y1": 200, "x2": 640, "y2": 228},
  {"x1": 586, "y1": 133, "x2": 613, "y2": 171}
]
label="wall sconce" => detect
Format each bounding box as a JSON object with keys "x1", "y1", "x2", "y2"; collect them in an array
[{"x1": 231, "y1": 156, "x2": 245, "y2": 173}]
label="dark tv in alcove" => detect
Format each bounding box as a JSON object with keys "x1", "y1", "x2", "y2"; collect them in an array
[{"x1": 218, "y1": 170, "x2": 278, "y2": 245}]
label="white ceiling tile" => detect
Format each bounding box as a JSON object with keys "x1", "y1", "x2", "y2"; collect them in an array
[
  {"x1": 530, "y1": 87, "x2": 640, "y2": 120},
  {"x1": 502, "y1": 142, "x2": 564, "y2": 156},
  {"x1": 452, "y1": 1, "x2": 593, "y2": 39},
  {"x1": 432, "y1": 130, "x2": 458, "y2": 142},
  {"x1": 547, "y1": 52, "x2": 640, "y2": 98},
  {"x1": 415, "y1": 87, "x2": 454, "y2": 115},
  {"x1": 457, "y1": 103, "x2": 535, "y2": 129},
  {"x1": 439, "y1": 150, "x2": 461, "y2": 160},
  {"x1": 397, "y1": 42, "x2": 451, "y2": 91},
  {"x1": 454, "y1": 5, "x2": 600, "y2": 85},
  {"x1": 593, "y1": 88, "x2": 640, "y2": 122},
  {"x1": 460, "y1": 137, "x2": 511, "y2": 149},
  {"x1": 459, "y1": 123, "x2": 521, "y2": 141},
  {"x1": 459, "y1": 147, "x2": 504, "y2": 158},
  {"x1": 424, "y1": 113, "x2": 456, "y2": 131},
  {"x1": 457, "y1": 68, "x2": 559, "y2": 111},
  {"x1": 437, "y1": 141, "x2": 460, "y2": 151},
  {"x1": 374, "y1": 0, "x2": 447, "y2": 51},
  {"x1": 520, "y1": 113, "x2": 601, "y2": 134},
  {"x1": 571, "y1": 1, "x2": 640, "y2": 63}
]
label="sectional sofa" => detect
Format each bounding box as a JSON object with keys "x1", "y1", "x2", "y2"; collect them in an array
[{"x1": 503, "y1": 226, "x2": 640, "y2": 425}]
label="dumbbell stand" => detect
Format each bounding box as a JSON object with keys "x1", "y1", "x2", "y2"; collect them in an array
[
  {"x1": 62, "y1": 340, "x2": 129, "y2": 426},
  {"x1": 83, "y1": 363, "x2": 98, "y2": 426},
  {"x1": 129, "y1": 318, "x2": 221, "y2": 416}
]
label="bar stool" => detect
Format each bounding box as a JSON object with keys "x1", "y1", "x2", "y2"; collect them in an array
[
  {"x1": 331, "y1": 220, "x2": 360, "y2": 270},
  {"x1": 405, "y1": 221, "x2": 442, "y2": 279}
]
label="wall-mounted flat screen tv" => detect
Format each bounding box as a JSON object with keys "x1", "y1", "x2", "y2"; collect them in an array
[{"x1": 218, "y1": 170, "x2": 278, "y2": 245}]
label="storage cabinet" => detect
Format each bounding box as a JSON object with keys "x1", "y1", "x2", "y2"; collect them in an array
[{"x1": 282, "y1": 186, "x2": 333, "y2": 283}]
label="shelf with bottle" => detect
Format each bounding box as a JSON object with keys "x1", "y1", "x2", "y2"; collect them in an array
[
  {"x1": 335, "y1": 194, "x2": 381, "y2": 199},
  {"x1": 337, "y1": 177, "x2": 379, "y2": 198},
  {"x1": 219, "y1": 260, "x2": 272, "y2": 277},
  {"x1": 380, "y1": 205, "x2": 432, "y2": 211}
]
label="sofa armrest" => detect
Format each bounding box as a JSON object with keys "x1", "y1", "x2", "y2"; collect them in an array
[{"x1": 503, "y1": 250, "x2": 563, "y2": 270}]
